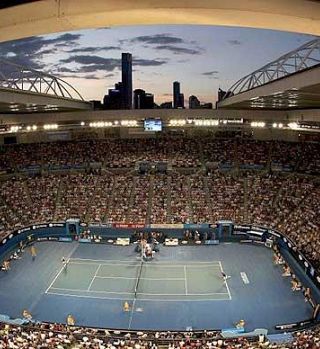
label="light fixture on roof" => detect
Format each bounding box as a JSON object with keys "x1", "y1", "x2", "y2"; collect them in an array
[
  {"x1": 169, "y1": 119, "x2": 186, "y2": 126},
  {"x1": 288, "y1": 122, "x2": 299, "y2": 130},
  {"x1": 43, "y1": 124, "x2": 58, "y2": 130},
  {"x1": 251, "y1": 121, "x2": 265, "y2": 128}
]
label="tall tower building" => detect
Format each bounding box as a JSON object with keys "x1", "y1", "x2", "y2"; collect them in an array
[
  {"x1": 121, "y1": 52, "x2": 132, "y2": 109},
  {"x1": 173, "y1": 81, "x2": 180, "y2": 109}
]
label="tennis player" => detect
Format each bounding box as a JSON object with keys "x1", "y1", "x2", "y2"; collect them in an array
[
  {"x1": 123, "y1": 301, "x2": 130, "y2": 312},
  {"x1": 61, "y1": 257, "x2": 69, "y2": 270},
  {"x1": 30, "y1": 245, "x2": 37, "y2": 261},
  {"x1": 221, "y1": 271, "x2": 231, "y2": 282}
]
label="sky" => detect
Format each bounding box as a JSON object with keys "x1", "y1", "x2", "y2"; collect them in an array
[{"x1": 0, "y1": 25, "x2": 316, "y2": 105}]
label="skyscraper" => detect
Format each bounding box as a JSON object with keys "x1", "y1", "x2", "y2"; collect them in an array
[
  {"x1": 103, "y1": 82, "x2": 123, "y2": 109},
  {"x1": 134, "y1": 89, "x2": 154, "y2": 109},
  {"x1": 173, "y1": 81, "x2": 180, "y2": 109},
  {"x1": 179, "y1": 93, "x2": 185, "y2": 109},
  {"x1": 121, "y1": 52, "x2": 132, "y2": 109}
]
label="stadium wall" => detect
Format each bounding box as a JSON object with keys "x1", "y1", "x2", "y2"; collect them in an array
[{"x1": 0, "y1": 127, "x2": 303, "y2": 145}]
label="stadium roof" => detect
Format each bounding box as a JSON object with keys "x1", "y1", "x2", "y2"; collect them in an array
[
  {"x1": 0, "y1": 0, "x2": 320, "y2": 43},
  {"x1": 218, "y1": 39, "x2": 320, "y2": 110},
  {"x1": 0, "y1": 59, "x2": 92, "y2": 113}
]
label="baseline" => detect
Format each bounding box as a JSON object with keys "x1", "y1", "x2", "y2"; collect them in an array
[{"x1": 45, "y1": 290, "x2": 231, "y2": 302}]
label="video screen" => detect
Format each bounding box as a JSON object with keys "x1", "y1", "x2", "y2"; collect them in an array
[{"x1": 144, "y1": 119, "x2": 162, "y2": 132}]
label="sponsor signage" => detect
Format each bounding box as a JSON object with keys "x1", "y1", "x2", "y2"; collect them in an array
[
  {"x1": 32, "y1": 224, "x2": 48, "y2": 230},
  {"x1": 234, "y1": 225, "x2": 251, "y2": 231},
  {"x1": 247, "y1": 230, "x2": 264, "y2": 237},
  {"x1": 183, "y1": 224, "x2": 210, "y2": 229},
  {"x1": 89, "y1": 223, "x2": 112, "y2": 228},
  {"x1": 251, "y1": 226, "x2": 267, "y2": 233},
  {"x1": 18, "y1": 227, "x2": 31, "y2": 234},
  {"x1": 275, "y1": 319, "x2": 313, "y2": 330},
  {"x1": 150, "y1": 224, "x2": 184, "y2": 229},
  {"x1": 113, "y1": 223, "x2": 145, "y2": 229}
]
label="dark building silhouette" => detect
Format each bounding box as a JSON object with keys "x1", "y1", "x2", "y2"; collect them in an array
[
  {"x1": 173, "y1": 81, "x2": 180, "y2": 108},
  {"x1": 173, "y1": 81, "x2": 185, "y2": 108},
  {"x1": 122, "y1": 52, "x2": 132, "y2": 109},
  {"x1": 90, "y1": 100, "x2": 104, "y2": 110},
  {"x1": 200, "y1": 102, "x2": 213, "y2": 109},
  {"x1": 179, "y1": 93, "x2": 185, "y2": 109},
  {"x1": 189, "y1": 95, "x2": 212, "y2": 109},
  {"x1": 103, "y1": 82, "x2": 123, "y2": 109},
  {"x1": 160, "y1": 101, "x2": 173, "y2": 109},
  {"x1": 103, "y1": 52, "x2": 132, "y2": 110},
  {"x1": 189, "y1": 95, "x2": 200, "y2": 109},
  {"x1": 134, "y1": 89, "x2": 154, "y2": 109}
]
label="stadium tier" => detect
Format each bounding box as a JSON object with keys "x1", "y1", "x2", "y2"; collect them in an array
[
  {"x1": 0, "y1": 138, "x2": 319, "y2": 174},
  {"x1": 2, "y1": 321, "x2": 320, "y2": 348}
]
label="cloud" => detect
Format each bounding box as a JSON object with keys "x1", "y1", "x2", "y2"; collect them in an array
[
  {"x1": 228, "y1": 39, "x2": 241, "y2": 46},
  {"x1": 155, "y1": 45, "x2": 203, "y2": 55},
  {"x1": 95, "y1": 27, "x2": 111, "y2": 31},
  {"x1": 133, "y1": 58, "x2": 167, "y2": 66},
  {"x1": 127, "y1": 34, "x2": 184, "y2": 45},
  {"x1": 38, "y1": 48, "x2": 58, "y2": 55},
  {"x1": 58, "y1": 71, "x2": 115, "y2": 81},
  {"x1": 60, "y1": 55, "x2": 120, "y2": 72},
  {"x1": 202, "y1": 71, "x2": 219, "y2": 76},
  {"x1": 82, "y1": 74, "x2": 102, "y2": 80},
  {"x1": 66, "y1": 46, "x2": 120, "y2": 54},
  {"x1": 56, "y1": 67, "x2": 77, "y2": 73},
  {"x1": 60, "y1": 55, "x2": 167, "y2": 72},
  {"x1": 0, "y1": 33, "x2": 82, "y2": 70},
  {"x1": 52, "y1": 33, "x2": 82, "y2": 46},
  {"x1": 122, "y1": 33, "x2": 205, "y2": 57}
]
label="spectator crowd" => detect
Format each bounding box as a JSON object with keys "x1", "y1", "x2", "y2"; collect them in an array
[
  {"x1": 2, "y1": 321, "x2": 320, "y2": 348},
  {"x1": 0, "y1": 137, "x2": 319, "y2": 347}
]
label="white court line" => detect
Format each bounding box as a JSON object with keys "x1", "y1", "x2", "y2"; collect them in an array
[
  {"x1": 136, "y1": 292, "x2": 229, "y2": 296},
  {"x1": 69, "y1": 262, "x2": 139, "y2": 267},
  {"x1": 218, "y1": 261, "x2": 232, "y2": 300},
  {"x1": 95, "y1": 276, "x2": 186, "y2": 281},
  {"x1": 45, "y1": 264, "x2": 66, "y2": 294},
  {"x1": 46, "y1": 291, "x2": 231, "y2": 302},
  {"x1": 184, "y1": 265, "x2": 188, "y2": 295},
  {"x1": 50, "y1": 287, "x2": 134, "y2": 295},
  {"x1": 128, "y1": 298, "x2": 136, "y2": 330},
  {"x1": 69, "y1": 257, "x2": 221, "y2": 265},
  {"x1": 44, "y1": 244, "x2": 79, "y2": 294},
  {"x1": 69, "y1": 261, "x2": 221, "y2": 268},
  {"x1": 48, "y1": 286, "x2": 228, "y2": 297},
  {"x1": 87, "y1": 264, "x2": 101, "y2": 291}
]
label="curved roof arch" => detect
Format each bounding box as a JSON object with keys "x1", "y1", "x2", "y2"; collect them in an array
[
  {"x1": 0, "y1": 0, "x2": 320, "y2": 43},
  {"x1": 224, "y1": 38, "x2": 320, "y2": 97},
  {"x1": 0, "y1": 59, "x2": 84, "y2": 100}
]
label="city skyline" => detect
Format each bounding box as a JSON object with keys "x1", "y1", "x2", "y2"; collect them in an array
[{"x1": 0, "y1": 25, "x2": 316, "y2": 105}]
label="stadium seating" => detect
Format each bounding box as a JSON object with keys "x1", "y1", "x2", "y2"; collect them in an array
[
  {"x1": 0, "y1": 137, "x2": 319, "y2": 346},
  {"x1": 1, "y1": 321, "x2": 320, "y2": 348}
]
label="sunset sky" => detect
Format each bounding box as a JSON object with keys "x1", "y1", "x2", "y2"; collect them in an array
[{"x1": 0, "y1": 25, "x2": 316, "y2": 105}]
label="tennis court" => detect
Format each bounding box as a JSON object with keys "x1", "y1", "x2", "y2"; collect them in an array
[{"x1": 45, "y1": 258, "x2": 231, "y2": 301}]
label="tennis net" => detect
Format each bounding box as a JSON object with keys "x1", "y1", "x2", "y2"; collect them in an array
[{"x1": 134, "y1": 261, "x2": 143, "y2": 297}]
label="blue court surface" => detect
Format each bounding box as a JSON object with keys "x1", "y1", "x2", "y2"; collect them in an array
[{"x1": 0, "y1": 242, "x2": 312, "y2": 332}]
